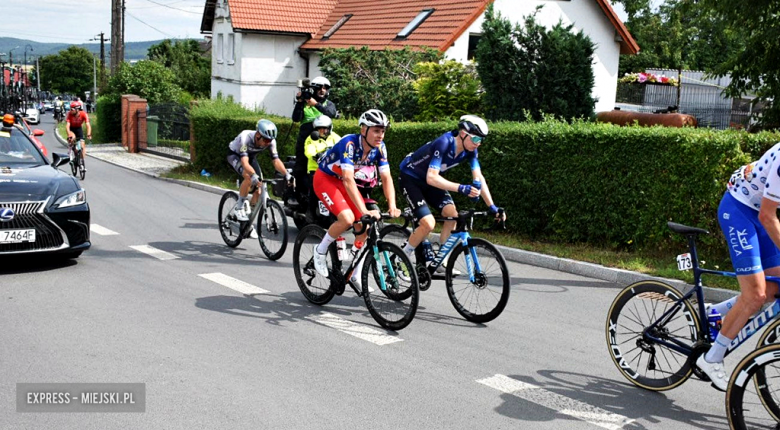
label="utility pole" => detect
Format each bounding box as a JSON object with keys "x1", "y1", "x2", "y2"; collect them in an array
[
  {"x1": 93, "y1": 32, "x2": 109, "y2": 90},
  {"x1": 110, "y1": 0, "x2": 124, "y2": 74}
]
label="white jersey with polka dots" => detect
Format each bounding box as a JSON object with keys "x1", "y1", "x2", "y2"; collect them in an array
[{"x1": 727, "y1": 142, "x2": 780, "y2": 210}]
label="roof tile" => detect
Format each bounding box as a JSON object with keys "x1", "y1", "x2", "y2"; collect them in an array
[{"x1": 229, "y1": 0, "x2": 339, "y2": 35}]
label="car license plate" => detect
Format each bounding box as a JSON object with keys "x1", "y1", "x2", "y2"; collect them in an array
[{"x1": 0, "y1": 229, "x2": 36, "y2": 244}]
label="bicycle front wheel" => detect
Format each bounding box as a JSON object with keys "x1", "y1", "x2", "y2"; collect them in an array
[
  {"x1": 362, "y1": 242, "x2": 419, "y2": 331},
  {"x1": 445, "y1": 238, "x2": 510, "y2": 323},
  {"x1": 293, "y1": 224, "x2": 337, "y2": 305},
  {"x1": 79, "y1": 156, "x2": 85, "y2": 180},
  {"x1": 218, "y1": 191, "x2": 243, "y2": 248},
  {"x1": 605, "y1": 280, "x2": 700, "y2": 391},
  {"x1": 70, "y1": 156, "x2": 77, "y2": 176},
  {"x1": 258, "y1": 199, "x2": 288, "y2": 260},
  {"x1": 727, "y1": 343, "x2": 780, "y2": 430}
]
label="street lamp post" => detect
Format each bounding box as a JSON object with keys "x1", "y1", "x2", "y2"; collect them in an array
[{"x1": 9, "y1": 46, "x2": 19, "y2": 68}]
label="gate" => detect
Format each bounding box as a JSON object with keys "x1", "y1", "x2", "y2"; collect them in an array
[{"x1": 141, "y1": 103, "x2": 190, "y2": 161}]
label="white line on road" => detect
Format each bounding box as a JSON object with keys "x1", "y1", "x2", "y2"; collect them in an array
[
  {"x1": 307, "y1": 312, "x2": 403, "y2": 346},
  {"x1": 198, "y1": 273, "x2": 270, "y2": 295},
  {"x1": 90, "y1": 224, "x2": 119, "y2": 236},
  {"x1": 476, "y1": 374, "x2": 635, "y2": 430},
  {"x1": 129, "y1": 245, "x2": 179, "y2": 261}
]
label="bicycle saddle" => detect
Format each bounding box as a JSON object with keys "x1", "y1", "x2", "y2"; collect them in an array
[{"x1": 667, "y1": 222, "x2": 709, "y2": 236}]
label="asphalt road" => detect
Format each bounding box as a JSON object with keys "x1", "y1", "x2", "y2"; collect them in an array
[{"x1": 0, "y1": 114, "x2": 747, "y2": 429}]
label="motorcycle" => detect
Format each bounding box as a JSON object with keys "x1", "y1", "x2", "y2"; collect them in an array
[
  {"x1": 53, "y1": 105, "x2": 63, "y2": 123},
  {"x1": 271, "y1": 156, "x2": 382, "y2": 231}
]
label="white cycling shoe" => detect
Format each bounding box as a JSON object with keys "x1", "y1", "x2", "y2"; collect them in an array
[
  {"x1": 232, "y1": 206, "x2": 249, "y2": 222},
  {"x1": 696, "y1": 355, "x2": 728, "y2": 391},
  {"x1": 435, "y1": 264, "x2": 462, "y2": 276},
  {"x1": 313, "y1": 246, "x2": 329, "y2": 277}
]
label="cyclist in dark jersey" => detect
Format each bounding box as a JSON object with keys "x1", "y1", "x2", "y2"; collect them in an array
[
  {"x1": 398, "y1": 115, "x2": 505, "y2": 272},
  {"x1": 65, "y1": 101, "x2": 92, "y2": 170}
]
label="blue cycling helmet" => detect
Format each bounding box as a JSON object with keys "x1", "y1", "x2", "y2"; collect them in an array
[{"x1": 256, "y1": 119, "x2": 277, "y2": 140}]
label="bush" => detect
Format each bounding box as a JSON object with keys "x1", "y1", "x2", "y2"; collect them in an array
[
  {"x1": 413, "y1": 60, "x2": 483, "y2": 121},
  {"x1": 476, "y1": 5, "x2": 596, "y2": 121},
  {"x1": 319, "y1": 46, "x2": 441, "y2": 121},
  {"x1": 96, "y1": 93, "x2": 122, "y2": 143},
  {"x1": 107, "y1": 61, "x2": 181, "y2": 105}
]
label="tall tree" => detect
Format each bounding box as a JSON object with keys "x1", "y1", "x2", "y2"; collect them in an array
[
  {"x1": 38, "y1": 46, "x2": 93, "y2": 96},
  {"x1": 702, "y1": 0, "x2": 780, "y2": 128},
  {"x1": 147, "y1": 39, "x2": 210, "y2": 98}
]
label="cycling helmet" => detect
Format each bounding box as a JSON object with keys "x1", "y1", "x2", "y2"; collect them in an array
[
  {"x1": 256, "y1": 119, "x2": 277, "y2": 140},
  {"x1": 310, "y1": 76, "x2": 331, "y2": 89},
  {"x1": 358, "y1": 109, "x2": 390, "y2": 128},
  {"x1": 70, "y1": 101, "x2": 81, "y2": 110},
  {"x1": 458, "y1": 114, "x2": 488, "y2": 138}
]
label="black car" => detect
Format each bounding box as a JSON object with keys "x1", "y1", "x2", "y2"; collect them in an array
[{"x1": 0, "y1": 115, "x2": 90, "y2": 258}]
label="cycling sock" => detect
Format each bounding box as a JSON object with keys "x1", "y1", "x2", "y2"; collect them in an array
[
  {"x1": 317, "y1": 233, "x2": 336, "y2": 255},
  {"x1": 713, "y1": 296, "x2": 739, "y2": 317},
  {"x1": 237, "y1": 196, "x2": 247, "y2": 208},
  {"x1": 705, "y1": 333, "x2": 733, "y2": 363},
  {"x1": 402, "y1": 242, "x2": 415, "y2": 256}
]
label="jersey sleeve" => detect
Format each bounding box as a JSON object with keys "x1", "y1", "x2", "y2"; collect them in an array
[
  {"x1": 765, "y1": 158, "x2": 780, "y2": 202},
  {"x1": 340, "y1": 140, "x2": 356, "y2": 171},
  {"x1": 81, "y1": 112, "x2": 90, "y2": 124},
  {"x1": 377, "y1": 143, "x2": 390, "y2": 173},
  {"x1": 269, "y1": 139, "x2": 279, "y2": 159}
]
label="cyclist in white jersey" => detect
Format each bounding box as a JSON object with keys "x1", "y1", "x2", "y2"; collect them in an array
[
  {"x1": 226, "y1": 119, "x2": 291, "y2": 223},
  {"x1": 697, "y1": 141, "x2": 780, "y2": 390}
]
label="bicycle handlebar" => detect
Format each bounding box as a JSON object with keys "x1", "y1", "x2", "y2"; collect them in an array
[{"x1": 351, "y1": 212, "x2": 400, "y2": 235}]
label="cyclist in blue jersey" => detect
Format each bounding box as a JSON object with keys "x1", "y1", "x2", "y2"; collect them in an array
[
  {"x1": 311, "y1": 109, "x2": 402, "y2": 284},
  {"x1": 398, "y1": 115, "x2": 505, "y2": 273},
  {"x1": 696, "y1": 142, "x2": 780, "y2": 391}
]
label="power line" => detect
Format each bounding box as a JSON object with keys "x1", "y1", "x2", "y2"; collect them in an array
[
  {"x1": 136, "y1": 0, "x2": 202, "y2": 14},
  {"x1": 125, "y1": 11, "x2": 174, "y2": 38}
]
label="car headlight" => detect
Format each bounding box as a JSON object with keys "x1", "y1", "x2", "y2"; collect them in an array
[{"x1": 54, "y1": 189, "x2": 86, "y2": 208}]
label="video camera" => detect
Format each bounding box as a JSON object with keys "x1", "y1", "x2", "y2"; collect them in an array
[{"x1": 298, "y1": 78, "x2": 315, "y2": 101}]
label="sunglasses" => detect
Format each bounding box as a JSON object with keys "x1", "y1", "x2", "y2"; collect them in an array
[
  {"x1": 256, "y1": 134, "x2": 272, "y2": 143},
  {"x1": 469, "y1": 134, "x2": 483, "y2": 145}
]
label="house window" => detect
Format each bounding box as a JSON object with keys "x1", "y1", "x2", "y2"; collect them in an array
[
  {"x1": 217, "y1": 33, "x2": 224, "y2": 63},
  {"x1": 227, "y1": 33, "x2": 235, "y2": 64},
  {"x1": 467, "y1": 34, "x2": 481, "y2": 60},
  {"x1": 397, "y1": 9, "x2": 434, "y2": 39},
  {"x1": 323, "y1": 14, "x2": 352, "y2": 39}
]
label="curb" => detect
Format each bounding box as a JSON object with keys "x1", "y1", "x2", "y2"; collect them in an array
[{"x1": 58, "y1": 125, "x2": 735, "y2": 301}]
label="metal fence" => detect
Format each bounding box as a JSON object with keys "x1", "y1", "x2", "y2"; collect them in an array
[
  {"x1": 141, "y1": 103, "x2": 190, "y2": 161},
  {"x1": 615, "y1": 69, "x2": 761, "y2": 130}
]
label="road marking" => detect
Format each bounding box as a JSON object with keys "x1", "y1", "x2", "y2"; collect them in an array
[
  {"x1": 198, "y1": 272, "x2": 269, "y2": 295},
  {"x1": 307, "y1": 312, "x2": 403, "y2": 346},
  {"x1": 90, "y1": 224, "x2": 119, "y2": 236},
  {"x1": 129, "y1": 245, "x2": 178, "y2": 261},
  {"x1": 476, "y1": 374, "x2": 635, "y2": 430}
]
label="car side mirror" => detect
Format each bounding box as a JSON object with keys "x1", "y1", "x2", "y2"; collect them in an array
[
  {"x1": 52, "y1": 153, "x2": 70, "y2": 168},
  {"x1": 33, "y1": 129, "x2": 45, "y2": 137}
]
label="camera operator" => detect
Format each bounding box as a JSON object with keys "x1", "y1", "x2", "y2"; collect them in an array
[{"x1": 291, "y1": 76, "x2": 337, "y2": 205}]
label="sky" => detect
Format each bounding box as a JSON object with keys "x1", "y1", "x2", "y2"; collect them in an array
[{"x1": 3, "y1": 0, "x2": 205, "y2": 44}]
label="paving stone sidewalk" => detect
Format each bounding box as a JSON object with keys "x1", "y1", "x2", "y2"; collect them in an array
[{"x1": 58, "y1": 131, "x2": 735, "y2": 301}]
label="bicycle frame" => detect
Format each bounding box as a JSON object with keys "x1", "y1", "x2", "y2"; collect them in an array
[
  {"x1": 425, "y1": 231, "x2": 483, "y2": 283},
  {"x1": 341, "y1": 222, "x2": 397, "y2": 297},
  {"x1": 643, "y1": 231, "x2": 780, "y2": 358}
]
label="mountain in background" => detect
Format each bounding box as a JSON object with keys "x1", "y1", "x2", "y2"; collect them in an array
[{"x1": 0, "y1": 37, "x2": 205, "y2": 64}]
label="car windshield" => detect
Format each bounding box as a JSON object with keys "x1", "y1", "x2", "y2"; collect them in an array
[{"x1": 0, "y1": 128, "x2": 46, "y2": 166}]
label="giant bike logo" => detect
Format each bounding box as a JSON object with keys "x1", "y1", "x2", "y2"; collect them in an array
[
  {"x1": 0, "y1": 208, "x2": 14, "y2": 222},
  {"x1": 730, "y1": 301, "x2": 780, "y2": 350}
]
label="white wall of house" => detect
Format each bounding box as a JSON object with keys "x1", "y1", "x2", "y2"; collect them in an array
[
  {"x1": 446, "y1": 0, "x2": 622, "y2": 113},
  {"x1": 210, "y1": 1, "x2": 308, "y2": 116}
]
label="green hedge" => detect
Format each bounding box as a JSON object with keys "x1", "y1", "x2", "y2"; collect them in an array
[
  {"x1": 191, "y1": 101, "x2": 780, "y2": 256},
  {"x1": 96, "y1": 93, "x2": 122, "y2": 143}
]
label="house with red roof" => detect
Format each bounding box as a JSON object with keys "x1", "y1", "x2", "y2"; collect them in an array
[{"x1": 201, "y1": 0, "x2": 637, "y2": 116}]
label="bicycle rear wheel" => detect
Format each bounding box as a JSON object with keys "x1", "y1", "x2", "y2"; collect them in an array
[
  {"x1": 218, "y1": 191, "x2": 244, "y2": 248},
  {"x1": 727, "y1": 343, "x2": 780, "y2": 430},
  {"x1": 293, "y1": 224, "x2": 337, "y2": 305},
  {"x1": 362, "y1": 242, "x2": 419, "y2": 331},
  {"x1": 258, "y1": 199, "x2": 288, "y2": 260},
  {"x1": 605, "y1": 280, "x2": 700, "y2": 391},
  {"x1": 445, "y1": 238, "x2": 510, "y2": 323},
  {"x1": 79, "y1": 156, "x2": 85, "y2": 180},
  {"x1": 379, "y1": 224, "x2": 410, "y2": 248},
  {"x1": 70, "y1": 152, "x2": 77, "y2": 176}
]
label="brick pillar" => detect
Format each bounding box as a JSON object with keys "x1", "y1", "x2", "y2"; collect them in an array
[{"x1": 121, "y1": 95, "x2": 147, "y2": 153}]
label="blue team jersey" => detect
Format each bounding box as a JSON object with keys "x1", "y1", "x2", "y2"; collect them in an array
[
  {"x1": 318, "y1": 134, "x2": 390, "y2": 178},
  {"x1": 399, "y1": 131, "x2": 480, "y2": 180}
]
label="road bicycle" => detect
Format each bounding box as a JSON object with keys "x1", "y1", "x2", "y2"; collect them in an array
[
  {"x1": 727, "y1": 342, "x2": 780, "y2": 429},
  {"x1": 379, "y1": 209, "x2": 510, "y2": 323},
  {"x1": 218, "y1": 179, "x2": 288, "y2": 260},
  {"x1": 293, "y1": 213, "x2": 419, "y2": 331},
  {"x1": 68, "y1": 138, "x2": 86, "y2": 180},
  {"x1": 606, "y1": 221, "x2": 780, "y2": 394}
]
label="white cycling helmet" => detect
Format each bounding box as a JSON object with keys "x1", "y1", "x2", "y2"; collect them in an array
[
  {"x1": 312, "y1": 115, "x2": 332, "y2": 130},
  {"x1": 310, "y1": 76, "x2": 331, "y2": 88},
  {"x1": 458, "y1": 114, "x2": 488, "y2": 138},
  {"x1": 359, "y1": 109, "x2": 390, "y2": 128}
]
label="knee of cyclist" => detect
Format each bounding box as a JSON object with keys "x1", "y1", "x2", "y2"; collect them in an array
[
  {"x1": 418, "y1": 216, "x2": 435, "y2": 233},
  {"x1": 339, "y1": 211, "x2": 355, "y2": 226},
  {"x1": 744, "y1": 292, "x2": 767, "y2": 311},
  {"x1": 441, "y1": 205, "x2": 457, "y2": 217}
]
